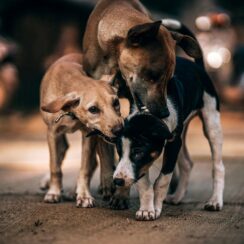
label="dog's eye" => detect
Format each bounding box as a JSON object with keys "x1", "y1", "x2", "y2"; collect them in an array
[
  {"x1": 113, "y1": 99, "x2": 120, "y2": 110},
  {"x1": 132, "y1": 148, "x2": 144, "y2": 160},
  {"x1": 134, "y1": 152, "x2": 144, "y2": 160},
  {"x1": 88, "y1": 106, "x2": 100, "y2": 114}
]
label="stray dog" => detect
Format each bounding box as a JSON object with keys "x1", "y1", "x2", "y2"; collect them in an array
[
  {"x1": 112, "y1": 56, "x2": 225, "y2": 220},
  {"x1": 40, "y1": 53, "x2": 124, "y2": 207},
  {"x1": 82, "y1": 0, "x2": 202, "y2": 119}
]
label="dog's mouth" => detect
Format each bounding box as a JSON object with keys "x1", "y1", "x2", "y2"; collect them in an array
[{"x1": 86, "y1": 129, "x2": 117, "y2": 144}]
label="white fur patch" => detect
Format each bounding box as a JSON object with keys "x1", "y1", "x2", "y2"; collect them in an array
[
  {"x1": 154, "y1": 173, "x2": 173, "y2": 217},
  {"x1": 161, "y1": 18, "x2": 182, "y2": 30},
  {"x1": 113, "y1": 138, "x2": 135, "y2": 183},
  {"x1": 201, "y1": 92, "x2": 225, "y2": 210},
  {"x1": 162, "y1": 98, "x2": 178, "y2": 132}
]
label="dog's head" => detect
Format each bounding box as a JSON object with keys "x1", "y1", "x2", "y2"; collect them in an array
[
  {"x1": 116, "y1": 21, "x2": 201, "y2": 118},
  {"x1": 41, "y1": 79, "x2": 124, "y2": 138},
  {"x1": 113, "y1": 113, "x2": 172, "y2": 187}
]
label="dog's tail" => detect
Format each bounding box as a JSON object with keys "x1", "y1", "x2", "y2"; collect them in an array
[{"x1": 161, "y1": 18, "x2": 205, "y2": 68}]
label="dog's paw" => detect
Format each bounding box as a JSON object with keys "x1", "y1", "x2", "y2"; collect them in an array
[
  {"x1": 76, "y1": 196, "x2": 95, "y2": 208},
  {"x1": 44, "y1": 192, "x2": 61, "y2": 203},
  {"x1": 204, "y1": 198, "x2": 223, "y2": 211},
  {"x1": 98, "y1": 182, "x2": 116, "y2": 201},
  {"x1": 135, "y1": 210, "x2": 156, "y2": 221},
  {"x1": 101, "y1": 186, "x2": 115, "y2": 201},
  {"x1": 109, "y1": 196, "x2": 129, "y2": 210},
  {"x1": 164, "y1": 194, "x2": 181, "y2": 205}
]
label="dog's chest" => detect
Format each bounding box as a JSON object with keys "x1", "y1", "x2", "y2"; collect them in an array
[{"x1": 162, "y1": 98, "x2": 178, "y2": 133}]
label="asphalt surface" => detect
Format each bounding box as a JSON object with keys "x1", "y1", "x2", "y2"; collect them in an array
[{"x1": 0, "y1": 111, "x2": 244, "y2": 244}]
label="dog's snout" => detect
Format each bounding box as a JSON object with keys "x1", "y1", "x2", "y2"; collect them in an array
[
  {"x1": 113, "y1": 178, "x2": 125, "y2": 187},
  {"x1": 112, "y1": 124, "x2": 123, "y2": 136}
]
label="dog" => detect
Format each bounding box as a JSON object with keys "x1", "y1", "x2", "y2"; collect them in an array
[
  {"x1": 40, "y1": 53, "x2": 125, "y2": 207},
  {"x1": 112, "y1": 56, "x2": 225, "y2": 220},
  {"x1": 82, "y1": 0, "x2": 202, "y2": 119}
]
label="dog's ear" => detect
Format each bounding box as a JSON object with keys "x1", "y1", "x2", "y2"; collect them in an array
[
  {"x1": 149, "y1": 121, "x2": 173, "y2": 142},
  {"x1": 170, "y1": 31, "x2": 202, "y2": 58},
  {"x1": 130, "y1": 114, "x2": 173, "y2": 142},
  {"x1": 127, "y1": 21, "x2": 161, "y2": 47},
  {"x1": 41, "y1": 92, "x2": 80, "y2": 113}
]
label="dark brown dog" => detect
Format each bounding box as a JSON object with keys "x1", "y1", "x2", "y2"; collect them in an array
[{"x1": 83, "y1": 0, "x2": 201, "y2": 118}]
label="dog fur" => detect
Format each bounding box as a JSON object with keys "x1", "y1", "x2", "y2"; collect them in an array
[
  {"x1": 40, "y1": 53, "x2": 125, "y2": 207},
  {"x1": 113, "y1": 57, "x2": 225, "y2": 220},
  {"x1": 82, "y1": 0, "x2": 201, "y2": 119}
]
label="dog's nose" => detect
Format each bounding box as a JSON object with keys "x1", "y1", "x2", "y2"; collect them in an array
[
  {"x1": 113, "y1": 178, "x2": 125, "y2": 187},
  {"x1": 112, "y1": 124, "x2": 123, "y2": 136}
]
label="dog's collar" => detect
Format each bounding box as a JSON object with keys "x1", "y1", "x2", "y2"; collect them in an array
[
  {"x1": 54, "y1": 112, "x2": 76, "y2": 123},
  {"x1": 132, "y1": 92, "x2": 150, "y2": 113},
  {"x1": 131, "y1": 91, "x2": 180, "y2": 142}
]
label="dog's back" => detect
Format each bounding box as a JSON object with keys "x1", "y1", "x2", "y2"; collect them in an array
[
  {"x1": 82, "y1": 0, "x2": 150, "y2": 77},
  {"x1": 40, "y1": 54, "x2": 86, "y2": 105},
  {"x1": 167, "y1": 57, "x2": 220, "y2": 123}
]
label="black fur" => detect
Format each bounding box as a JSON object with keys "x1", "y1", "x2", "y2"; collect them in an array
[
  {"x1": 116, "y1": 113, "x2": 172, "y2": 180},
  {"x1": 115, "y1": 57, "x2": 219, "y2": 179}
]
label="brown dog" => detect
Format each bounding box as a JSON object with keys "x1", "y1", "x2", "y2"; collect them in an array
[
  {"x1": 40, "y1": 53, "x2": 124, "y2": 207},
  {"x1": 83, "y1": 0, "x2": 201, "y2": 118}
]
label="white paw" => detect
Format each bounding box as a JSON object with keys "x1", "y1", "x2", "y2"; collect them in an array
[
  {"x1": 44, "y1": 192, "x2": 61, "y2": 203},
  {"x1": 76, "y1": 196, "x2": 95, "y2": 208},
  {"x1": 135, "y1": 210, "x2": 156, "y2": 221},
  {"x1": 204, "y1": 197, "x2": 223, "y2": 211},
  {"x1": 165, "y1": 194, "x2": 181, "y2": 205}
]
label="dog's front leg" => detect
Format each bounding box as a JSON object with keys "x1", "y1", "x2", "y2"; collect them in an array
[
  {"x1": 154, "y1": 137, "x2": 182, "y2": 218},
  {"x1": 96, "y1": 138, "x2": 115, "y2": 200},
  {"x1": 97, "y1": 138, "x2": 130, "y2": 209},
  {"x1": 44, "y1": 129, "x2": 69, "y2": 203},
  {"x1": 109, "y1": 186, "x2": 130, "y2": 210},
  {"x1": 154, "y1": 173, "x2": 173, "y2": 218},
  {"x1": 76, "y1": 133, "x2": 97, "y2": 208},
  {"x1": 136, "y1": 173, "x2": 155, "y2": 221}
]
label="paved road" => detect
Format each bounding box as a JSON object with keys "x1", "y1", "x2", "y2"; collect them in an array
[{"x1": 0, "y1": 111, "x2": 244, "y2": 244}]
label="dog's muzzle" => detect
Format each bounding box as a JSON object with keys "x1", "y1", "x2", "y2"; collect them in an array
[{"x1": 86, "y1": 129, "x2": 118, "y2": 144}]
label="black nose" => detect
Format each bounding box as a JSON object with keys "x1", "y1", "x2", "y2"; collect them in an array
[
  {"x1": 112, "y1": 124, "x2": 123, "y2": 136},
  {"x1": 113, "y1": 178, "x2": 125, "y2": 187}
]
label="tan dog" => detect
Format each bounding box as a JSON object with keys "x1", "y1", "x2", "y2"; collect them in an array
[
  {"x1": 40, "y1": 53, "x2": 124, "y2": 207},
  {"x1": 83, "y1": 0, "x2": 201, "y2": 118}
]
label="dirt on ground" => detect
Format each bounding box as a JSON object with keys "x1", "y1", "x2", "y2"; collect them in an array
[{"x1": 0, "y1": 111, "x2": 244, "y2": 244}]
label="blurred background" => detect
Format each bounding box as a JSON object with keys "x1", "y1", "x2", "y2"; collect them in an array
[
  {"x1": 0, "y1": 0, "x2": 243, "y2": 186},
  {"x1": 0, "y1": 0, "x2": 243, "y2": 114},
  {"x1": 0, "y1": 1, "x2": 243, "y2": 243},
  {"x1": 0, "y1": 0, "x2": 243, "y2": 115}
]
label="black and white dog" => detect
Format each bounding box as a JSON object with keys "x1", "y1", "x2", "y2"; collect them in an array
[{"x1": 112, "y1": 54, "x2": 224, "y2": 220}]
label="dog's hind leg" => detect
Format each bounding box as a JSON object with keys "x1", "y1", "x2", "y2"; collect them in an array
[
  {"x1": 165, "y1": 123, "x2": 193, "y2": 204},
  {"x1": 201, "y1": 92, "x2": 225, "y2": 211},
  {"x1": 44, "y1": 129, "x2": 69, "y2": 203},
  {"x1": 76, "y1": 133, "x2": 97, "y2": 208}
]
